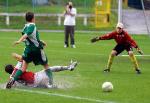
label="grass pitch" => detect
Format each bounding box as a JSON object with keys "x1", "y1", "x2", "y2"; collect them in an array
[{"x1": 0, "y1": 31, "x2": 150, "y2": 103}]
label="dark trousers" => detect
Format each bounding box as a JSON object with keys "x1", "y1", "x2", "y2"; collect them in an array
[{"x1": 64, "y1": 26, "x2": 75, "y2": 46}]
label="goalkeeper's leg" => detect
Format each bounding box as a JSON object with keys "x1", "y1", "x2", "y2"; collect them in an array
[
  {"x1": 128, "y1": 51, "x2": 141, "y2": 74},
  {"x1": 104, "y1": 50, "x2": 116, "y2": 72}
]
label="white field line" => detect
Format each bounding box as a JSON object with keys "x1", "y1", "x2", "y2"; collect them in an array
[
  {"x1": 120, "y1": 55, "x2": 150, "y2": 57},
  {"x1": 14, "y1": 88, "x2": 116, "y2": 103},
  {"x1": 0, "y1": 37, "x2": 110, "y2": 46},
  {"x1": 0, "y1": 45, "x2": 104, "y2": 56},
  {"x1": 0, "y1": 45, "x2": 150, "y2": 57}
]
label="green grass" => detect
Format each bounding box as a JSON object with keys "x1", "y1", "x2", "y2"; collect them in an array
[{"x1": 0, "y1": 31, "x2": 150, "y2": 103}]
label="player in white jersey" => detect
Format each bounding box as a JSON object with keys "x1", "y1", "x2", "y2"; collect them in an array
[{"x1": 5, "y1": 53, "x2": 78, "y2": 88}]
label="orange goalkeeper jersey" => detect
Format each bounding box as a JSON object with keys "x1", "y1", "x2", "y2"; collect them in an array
[{"x1": 99, "y1": 30, "x2": 138, "y2": 48}]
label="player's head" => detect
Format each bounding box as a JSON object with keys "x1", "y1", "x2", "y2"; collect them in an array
[
  {"x1": 116, "y1": 22, "x2": 124, "y2": 34},
  {"x1": 5, "y1": 64, "x2": 14, "y2": 74},
  {"x1": 25, "y1": 12, "x2": 35, "y2": 22}
]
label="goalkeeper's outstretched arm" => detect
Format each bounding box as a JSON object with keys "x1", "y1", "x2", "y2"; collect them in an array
[
  {"x1": 136, "y1": 48, "x2": 144, "y2": 55},
  {"x1": 91, "y1": 37, "x2": 100, "y2": 43},
  {"x1": 91, "y1": 32, "x2": 114, "y2": 43}
]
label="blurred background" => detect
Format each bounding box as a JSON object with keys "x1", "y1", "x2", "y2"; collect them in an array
[{"x1": 0, "y1": 0, "x2": 149, "y2": 34}]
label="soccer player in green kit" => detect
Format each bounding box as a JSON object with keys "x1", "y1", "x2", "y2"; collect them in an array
[{"x1": 6, "y1": 12, "x2": 77, "y2": 88}]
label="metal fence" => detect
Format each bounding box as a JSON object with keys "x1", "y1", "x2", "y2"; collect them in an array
[{"x1": 0, "y1": 0, "x2": 118, "y2": 30}]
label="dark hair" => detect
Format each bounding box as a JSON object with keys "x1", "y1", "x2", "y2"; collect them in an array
[
  {"x1": 5, "y1": 64, "x2": 14, "y2": 74},
  {"x1": 25, "y1": 12, "x2": 34, "y2": 22}
]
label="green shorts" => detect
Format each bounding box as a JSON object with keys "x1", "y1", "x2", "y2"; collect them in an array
[{"x1": 22, "y1": 47, "x2": 48, "y2": 65}]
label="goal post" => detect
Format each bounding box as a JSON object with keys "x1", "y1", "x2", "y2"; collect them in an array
[{"x1": 118, "y1": 0, "x2": 123, "y2": 23}]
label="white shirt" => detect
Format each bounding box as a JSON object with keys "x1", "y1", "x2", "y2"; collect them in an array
[
  {"x1": 64, "y1": 8, "x2": 77, "y2": 26},
  {"x1": 15, "y1": 61, "x2": 23, "y2": 70},
  {"x1": 14, "y1": 61, "x2": 51, "y2": 88}
]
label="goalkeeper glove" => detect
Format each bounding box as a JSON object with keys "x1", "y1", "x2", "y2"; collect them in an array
[
  {"x1": 91, "y1": 37, "x2": 99, "y2": 43},
  {"x1": 136, "y1": 48, "x2": 144, "y2": 55}
]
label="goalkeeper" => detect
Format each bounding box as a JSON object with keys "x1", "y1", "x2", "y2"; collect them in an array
[{"x1": 91, "y1": 23, "x2": 143, "y2": 74}]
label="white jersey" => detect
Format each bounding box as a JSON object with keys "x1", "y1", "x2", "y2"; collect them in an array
[
  {"x1": 33, "y1": 70, "x2": 50, "y2": 88},
  {"x1": 15, "y1": 62, "x2": 50, "y2": 88},
  {"x1": 14, "y1": 61, "x2": 72, "y2": 88},
  {"x1": 64, "y1": 8, "x2": 77, "y2": 26}
]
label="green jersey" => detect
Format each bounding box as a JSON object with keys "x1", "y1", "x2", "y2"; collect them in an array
[{"x1": 22, "y1": 23, "x2": 43, "y2": 49}]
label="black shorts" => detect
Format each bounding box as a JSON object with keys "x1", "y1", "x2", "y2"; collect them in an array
[
  {"x1": 113, "y1": 44, "x2": 133, "y2": 55},
  {"x1": 22, "y1": 47, "x2": 48, "y2": 65}
]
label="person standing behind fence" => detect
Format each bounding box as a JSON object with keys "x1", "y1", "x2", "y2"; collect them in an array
[{"x1": 64, "y1": 2, "x2": 77, "y2": 48}]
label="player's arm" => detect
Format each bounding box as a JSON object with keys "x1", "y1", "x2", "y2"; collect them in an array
[
  {"x1": 91, "y1": 32, "x2": 114, "y2": 43},
  {"x1": 126, "y1": 33, "x2": 144, "y2": 55},
  {"x1": 91, "y1": 36, "x2": 100, "y2": 43},
  {"x1": 6, "y1": 61, "x2": 23, "y2": 89},
  {"x1": 40, "y1": 40, "x2": 47, "y2": 47},
  {"x1": 10, "y1": 68, "x2": 18, "y2": 78},
  {"x1": 14, "y1": 25, "x2": 34, "y2": 45},
  {"x1": 136, "y1": 48, "x2": 144, "y2": 55},
  {"x1": 10, "y1": 61, "x2": 23, "y2": 77},
  {"x1": 14, "y1": 34, "x2": 28, "y2": 45},
  {"x1": 12, "y1": 53, "x2": 22, "y2": 61}
]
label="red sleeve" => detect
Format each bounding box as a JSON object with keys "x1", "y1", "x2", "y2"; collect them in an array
[
  {"x1": 99, "y1": 32, "x2": 115, "y2": 40},
  {"x1": 125, "y1": 32, "x2": 138, "y2": 48}
]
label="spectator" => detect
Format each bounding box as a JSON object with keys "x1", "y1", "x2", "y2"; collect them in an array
[{"x1": 64, "y1": 2, "x2": 77, "y2": 48}]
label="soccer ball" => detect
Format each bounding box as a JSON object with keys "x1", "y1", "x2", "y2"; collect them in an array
[{"x1": 102, "y1": 82, "x2": 113, "y2": 92}]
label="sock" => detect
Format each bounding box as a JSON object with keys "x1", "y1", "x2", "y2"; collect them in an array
[
  {"x1": 45, "y1": 69, "x2": 53, "y2": 85},
  {"x1": 129, "y1": 54, "x2": 140, "y2": 70},
  {"x1": 13, "y1": 69, "x2": 23, "y2": 81},
  {"x1": 106, "y1": 55, "x2": 115, "y2": 69},
  {"x1": 49, "y1": 66, "x2": 68, "y2": 72}
]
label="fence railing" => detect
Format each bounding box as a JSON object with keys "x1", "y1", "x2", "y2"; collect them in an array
[{"x1": 0, "y1": 13, "x2": 94, "y2": 26}]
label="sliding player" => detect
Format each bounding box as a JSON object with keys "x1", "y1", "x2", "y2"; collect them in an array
[
  {"x1": 5, "y1": 54, "x2": 77, "y2": 88},
  {"x1": 91, "y1": 22, "x2": 143, "y2": 74}
]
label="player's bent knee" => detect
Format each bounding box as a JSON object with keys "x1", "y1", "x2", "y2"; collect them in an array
[
  {"x1": 111, "y1": 50, "x2": 117, "y2": 56},
  {"x1": 128, "y1": 51, "x2": 134, "y2": 56}
]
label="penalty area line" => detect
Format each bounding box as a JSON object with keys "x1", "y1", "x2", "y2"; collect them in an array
[
  {"x1": 14, "y1": 88, "x2": 116, "y2": 103},
  {"x1": 119, "y1": 55, "x2": 150, "y2": 57}
]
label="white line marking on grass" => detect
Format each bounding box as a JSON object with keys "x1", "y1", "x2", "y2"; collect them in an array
[
  {"x1": 14, "y1": 88, "x2": 116, "y2": 103},
  {"x1": 0, "y1": 45, "x2": 149, "y2": 58},
  {"x1": 120, "y1": 55, "x2": 150, "y2": 57},
  {"x1": 0, "y1": 45, "x2": 104, "y2": 56}
]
